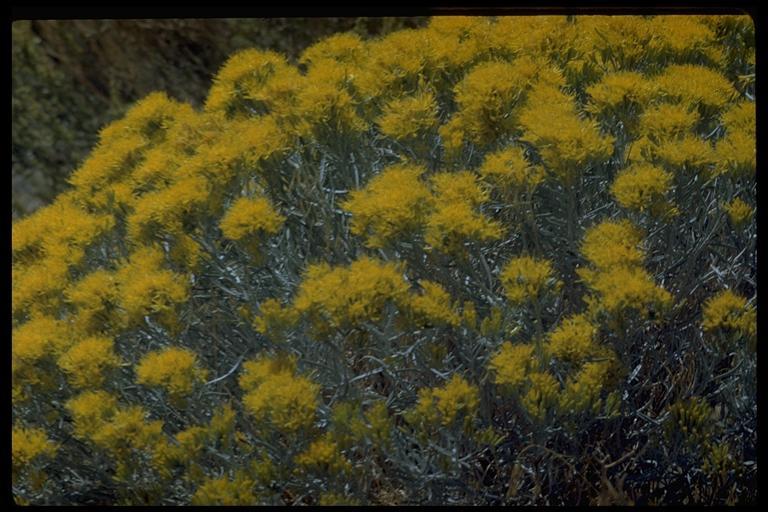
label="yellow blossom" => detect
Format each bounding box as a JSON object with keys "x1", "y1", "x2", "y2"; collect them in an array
[
  {"x1": 519, "y1": 83, "x2": 614, "y2": 183},
  {"x1": 219, "y1": 196, "x2": 285, "y2": 241},
  {"x1": 136, "y1": 347, "x2": 208, "y2": 396},
  {"x1": 12, "y1": 426, "x2": 58, "y2": 469},
  {"x1": 295, "y1": 434, "x2": 351, "y2": 474},
  {"x1": 342, "y1": 164, "x2": 433, "y2": 248},
  {"x1": 559, "y1": 360, "x2": 616, "y2": 414},
  {"x1": 610, "y1": 163, "x2": 674, "y2": 215},
  {"x1": 579, "y1": 265, "x2": 673, "y2": 319},
  {"x1": 500, "y1": 256, "x2": 559, "y2": 305},
  {"x1": 490, "y1": 342, "x2": 536, "y2": 388},
  {"x1": 409, "y1": 280, "x2": 460, "y2": 327},
  {"x1": 57, "y1": 336, "x2": 121, "y2": 388},
  {"x1": 239, "y1": 355, "x2": 319, "y2": 433},
  {"x1": 191, "y1": 472, "x2": 255, "y2": 505},
  {"x1": 479, "y1": 145, "x2": 546, "y2": 193},
  {"x1": 65, "y1": 390, "x2": 119, "y2": 439},
  {"x1": 300, "y1": 32, "x2": 366, "y2": 67},
  {"x1": 546, "y1": 314, "x2": 599, "y2": 363},
  {"x1": 701, "y1": 289, "x2": 756, "y2": 344},
  {"x1": 90, "y1": 405, "x2": 164, "y2": 454},
  {"x1": 377, "y1": 90, "x2": 439, "y2": 141},
  {"x1": 412, "y1": 374, "x2": 480, "y2": 428},
  {"x1": 722, "y1": 198, "x2": 753, "y2": 229},
  {"x1": 654, "y1": 64, "x2": 736, "y2": 110},
  {"x1": 292, "y1": 256, "x2": 411, "y2": 330},
  {"x1": 581, "y1": 219, "x2": 645, "y2": 270},
  {"x1": 522, "y1": 371, "x2": 560, "y2": 421},
  {"x1": 638, "y1": 103, "x2": 699, "y2": 140}
]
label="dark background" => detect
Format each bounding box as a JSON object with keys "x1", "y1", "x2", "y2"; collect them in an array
[{"x1": 11, "y1": 18, "x2": 427, "y2": 218}]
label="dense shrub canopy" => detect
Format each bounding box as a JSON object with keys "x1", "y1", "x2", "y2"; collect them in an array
[{"x1": 12, "y1": 15, "x2": 756, "y2": 505}]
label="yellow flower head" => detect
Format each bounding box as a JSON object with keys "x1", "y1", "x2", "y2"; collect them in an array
[
  {"x1": 560, "y1": 360, "x2": 615, "y2": 414},
  {"x1": 136, "y1": 347, "x2": 208, "y2": 396},
  {"x1": 57, "y1": 336, "x2": 121, "y2": 388},
  {"x1": 581, "y1": 219, "x2": 645, "y2": 270},
  {"x1": 292, "y1": 256, "x2": 411, "y2": 330},
  {"x1": 409, "y1": 280, "x2": 460, "y2": 327},
  {"x1": 295, "y1": 434, "x2": 351, "y2": 474},
  {"x1": 65, "y1": 390, "x2": 119, "y2": 439},
  {"x1": 610, "y1": 163, "x2": 674, "y2": 215},
  {"x1": 412, "y1": 374, "x2": 480, "y2": 428},
  {"x1": 522, "y1": 371, "x2": 560, "y2": 420},
  {"x1": 300, "y1": 32, "x2": 366, "y2": 67},
  {"x1": 500, "y1": 256, "x2": 559, "y2": 305},
  {"x1": 490, "y1": 342, "x2": 536, "y2": 388},
  {"x1": 342, "y1": 164, "x2": 433, "y2": 248},
  {"x1": 479, "y1": 145, "x2": 546, "y2": 193},
  {"x1": 219, "y1": 196, "x2": 285, "y2": 241},
  {"x1": 191, "y1": 472, "x2": 255, "y2": 506},
  {"x1": 546, "y1": 314, "x2": 599, "y2": 363},
  {"x1": 655, "y1": 64, "x2": 736, "y2": 110},
  {"x1": 638, "y1": 103, "x2": 699, "y2": 140},
  {"x1": 722, "y1": 198, "x2": 754, "y2": 230},
  {"x1": 519, "y1": 83, "x2": 614, "y2": 182},
  {"x1": 12, "y1": 426, "x2": 58, "y2": 469},
  {"x1": 377, "y1": 90, "x2": 439, "y2": 141},
  {"x1": 701, "y1": 289, "x2": 756, "y2": 343},
  {"x1": 586, "y1": 71, "x2": 654, "y2": 112}
]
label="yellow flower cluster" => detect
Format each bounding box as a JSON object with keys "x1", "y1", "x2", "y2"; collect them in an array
[
  {"x1": 701, "y1": 289, "x2": 756, "y2": 349},
  {"x1": 499, "y1": 256, "x2": 560, "y2": 305},
  {"x1": 581, "y1": 219, "x2": 642, "y2": 269},
  {"x1": 410, "y1": 374, "x2": 480, "y2": 429},
  {"x1": 292, "y1": 256, "x2": 411, "y2": 331},
  {"x1": 66, "y1": 390, "x2": 119, "y2": 439},
  {"x1": 722, "y1": 197, "x2": 754, "y2": 230},
  {"x1": 12, "y1": 314, "x2": 68, "y2": 367},
  {"x1": 115, "y1": 245, "x2": 190, "y2": 327},
  {"x1": 204, "y1": 48, "x2": 295, "y2": 116},
  {"x1": 57, "y1": 336, "x2": 121, "y2": 388},
  {"x1": 425, "y1": 171, "x2": 503, "y2": 253},
  {"x1": 546, "y1": 313, "x2": 601, "y2": 363},
  {"x1": 409, "y1": 280, "x2": 460, "y2": 327},
  {"x1": 219, "y1": 196, "x2": 285, "y2": 244},
  {"x1": 239, "y1": 354, "x2": 319, "y2": 433},
  {"x1": 521, "y1": 371, "x2": 560, "y2": 421},
  {"x1": 519, "y1": 83, "x2": 614, "y2": 184},
  {"x1": 191, "y1": 472, "x2": 255, "y2": 505},
  {"x1": 65, "y1": 269, "x2": 121, "y2": 335},
  {"x1": 586, "y1": 71, "x2": 654, "y2": 115},
  {"x1": 342, "y1": 164, "x2": 433, "y2": 248},
  {"x1": 479, "y1": 145, "x2": 546, "y2": 194},
  {"x1": 377, "y1": 90, "x2": 439, "y2": 142},
  {"x1": 295, "y1": 434, "x2": 351, "y2": 474},
  {"x1": 89, "y1": 405, "x2": 165, "y2": 459},
  {"x1": 251, "y1": 298, "x2": 298, "y2": 341},
  {"x1": 448, "y1": 60, "x2": 536, "y2": 146},
  {"x1": 655, "y1": 64, "x2": 737, "y2": 110},
  {"x1": 489, "y1": 342, "x2": 536, "y2": 388},
  {"x1": 12, "y1": 426, "x2": 58, "y2": 469},
  {"x1": 579, "y1": 219, "x2": 672, "y2": 321},
  {"x1": 136, "y1": 347, "x2": 208, "y2": 397},
  {"x1": 559, "y1": 361, "x2": 618, "y2": 414},
  {"x1": 610, "y1": 163, "x2": 676, "y2": 217},
  {"x1": 330, "y1": 400, "x2": 392, "y2": 450},
  {"x1": 665, "y1": 396, "x2": 714, "y2": 447},
  {"x1": 715, "y1": 101, "x2": 756, "y2": 176},
  {"x1": 12, "y1": 197, "x2": 116, "y2": 317}
]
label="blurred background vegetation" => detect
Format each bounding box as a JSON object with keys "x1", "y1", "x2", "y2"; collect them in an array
[{"x1": 12, "y1": 18, "x2": 428, "y2": 219}]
